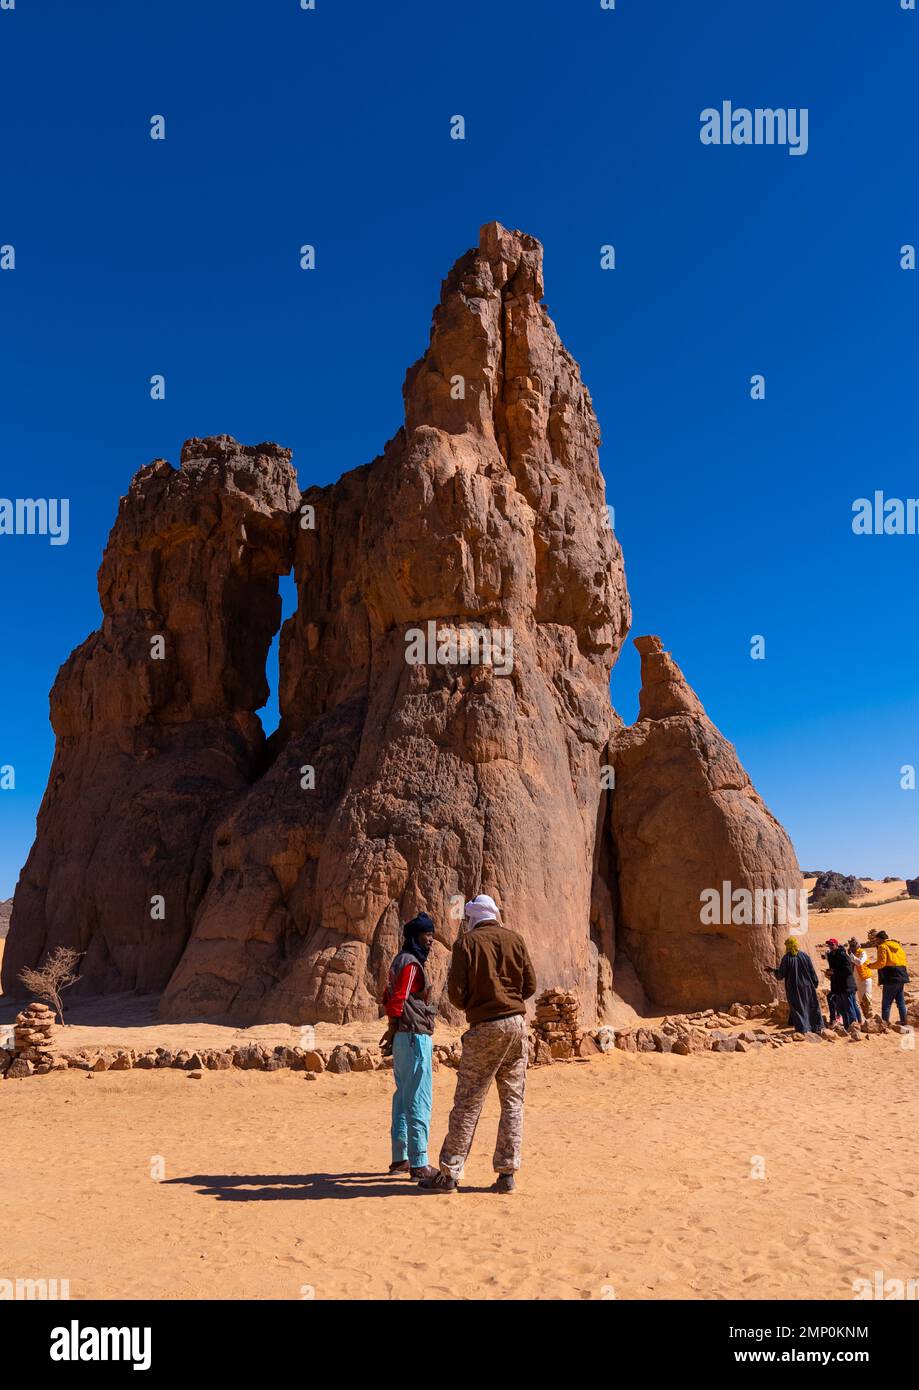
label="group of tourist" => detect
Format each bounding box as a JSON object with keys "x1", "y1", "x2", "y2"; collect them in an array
[
  {"x1": 380, "y1": 902, "x2": 911, "y2": 1193},
  {"x1": 771, "y1": 929, "x2": 911, "y2": 1035}
]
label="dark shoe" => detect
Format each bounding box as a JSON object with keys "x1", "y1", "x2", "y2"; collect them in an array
[
  {"x1": 410, "y1": 1164, "x2": 438, "y2": 1180},
  {"x1": 388, "y1": 1160, "x2": 410, "y2": 1174},
  {"x1": 418, "y1": 1171, "x2": 458, "y2": 1192},
  {"x1": 493, "y1": 1173, "x2": 516, "y2": 1194}
]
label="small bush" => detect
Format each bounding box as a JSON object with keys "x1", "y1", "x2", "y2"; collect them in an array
[
  {"x1": 816, "y1": 889, "x2": 851, "y2": 912},
  {"x1": 18, "y1": 946, "x2": 82, "y2": 1023}
]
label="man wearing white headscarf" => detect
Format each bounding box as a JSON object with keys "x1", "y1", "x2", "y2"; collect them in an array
[
  {"x1": 419, "y1": 893, "x2": 536, "y2": 1195},
  {"x1": 462, "y1": 893, "x2": 501, "y2": 929}
]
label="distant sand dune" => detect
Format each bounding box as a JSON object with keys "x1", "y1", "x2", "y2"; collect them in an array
[{"x1": 804, "y1": 879, "x2": 919, "y2": 941}]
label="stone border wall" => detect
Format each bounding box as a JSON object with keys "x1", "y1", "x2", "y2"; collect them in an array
[{"x1": 3, "y1": 997, "x2": 915, "y2": 1079}]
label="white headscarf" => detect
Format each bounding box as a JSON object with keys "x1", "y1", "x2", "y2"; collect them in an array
[{"x1": 464, "y1": 894, "x2": 500, "y2": 928}]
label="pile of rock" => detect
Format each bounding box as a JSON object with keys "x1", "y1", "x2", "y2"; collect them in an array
[
  {"x1": 14, "y1": 1002, "x2": 56, "y2": 1053},
  {"x1": 3, "y1": 1040, "x2": 363, "y2": 1078},
  {"x1": 1, "y1": 1003, "x2": 57, "y2": 1078},
  {"x1": 2, "y1": 1035, "x2": 455, "y2": 1080},
  {"x1": 531, "y1": 989, "x2": 581, "y2": 1060},
  {"x1": 3, "y1": 1036, "x2": 469, "y2": 1080},
  {"x1": 606, "y1": 1015, "x2": 773, "y2": 1055},
  {"x1": 325, "y1": 1044, "x2": 378, "y2": 1074},
  {"x1": 828, "y1": 1016, "x2": 912, "y2": 1042},
  {"x1": 675, "y1": 1000, "x2": 789, "y2": 1028},
  {"x1": 600, "y1": 1007, "x2": 915, "y2": 1055},
  {"x1": 433, "y1": 1042, "x2": 462, "y2": 1069},
  {"x1": 727, "y1": 1001, "x2": 782, "y2": 1021}
]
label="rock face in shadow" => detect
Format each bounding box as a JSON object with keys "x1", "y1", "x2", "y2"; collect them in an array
[
  {"x1": 609, "y1": 636, "x2": 801, "y2": 1013},
  {"x1": 160, "y1": 222, "x2": 631, "y2": 1023},
  {"x1": 2, "y1": 438, "x2": 299, "y2": 996}
]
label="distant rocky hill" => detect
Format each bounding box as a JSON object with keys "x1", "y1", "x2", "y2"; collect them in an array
[
  {"x1": 0, "y1": 900, "x2": 11, "y2": 939},
  {"x1": 810, "y1": 872, "x2": 869, "y2": 904}
]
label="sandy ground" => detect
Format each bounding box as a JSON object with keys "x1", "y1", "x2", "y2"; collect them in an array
[
  {"x1": 2, "y1": 885, "x2": 917, "y2": 1301},
  {"x1": 1, "y1": 1025, "x2": 917, "y2": 1301},
  {"x1": 802, "y1": 878, "x2": 917, "y2": 940}
]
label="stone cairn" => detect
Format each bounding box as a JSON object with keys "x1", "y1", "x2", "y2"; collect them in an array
[
  {"x1": 532, "y1": 989, "x2": 581, "y2": 1061},
  {"x1": 1, "y1": 1002, "x2": 57, "y2": 1078}
]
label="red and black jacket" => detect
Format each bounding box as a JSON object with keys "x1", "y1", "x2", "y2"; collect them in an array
[{"x1": 383, "y1": 951, "x2": 435, "y2": 1035}]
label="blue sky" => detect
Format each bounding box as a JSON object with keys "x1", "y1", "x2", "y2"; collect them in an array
[{"x1": 1, "y1": 0, "x2": 918, "y2": 897}]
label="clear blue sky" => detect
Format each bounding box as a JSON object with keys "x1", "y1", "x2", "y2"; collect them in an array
[{"x1": 1, "y1": 0, "x2": 918, "y2": 898}]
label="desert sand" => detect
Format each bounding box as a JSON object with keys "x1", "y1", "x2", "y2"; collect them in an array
[
  {"x1": 1, "y1": 1034, "x2": 917, "y2": 1301},
  {"x1": 2, "y1": 885, "x2": 917, "y2": 1302},
  {"x1": 803, "y1": 877, "x2": 915, "y2": 929}
]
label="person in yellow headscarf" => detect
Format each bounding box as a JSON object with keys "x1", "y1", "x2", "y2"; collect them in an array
[{"x1": 769, "y1": 936, "x2": 824, "y2": 1033}]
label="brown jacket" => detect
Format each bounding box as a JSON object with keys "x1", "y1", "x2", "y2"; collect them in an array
[{"x1": 447, "y1": 922, "x2": 537, "y2": 1025}]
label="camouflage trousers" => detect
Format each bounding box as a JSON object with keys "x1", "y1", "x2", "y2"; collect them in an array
[{"x1": 438, "y1": 1014, "x2": 528, "y2": 1179}]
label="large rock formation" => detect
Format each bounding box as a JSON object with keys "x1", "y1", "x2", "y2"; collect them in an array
[
  {"x1": 809, "y1": 871, "x2": 868, "y2": 904},
  {"x1": 160, "y1": 222, "x2": 630, "y2": 1023},
  {"x1": 5, "y1": 223, "x2": 800, "y2": 1025},
  {"x1": 3, "y1": 438, "x2": 299, "y2": 995},
  {"x1": 610, "y1": 636, "x2": 801, "y2": 1012}
]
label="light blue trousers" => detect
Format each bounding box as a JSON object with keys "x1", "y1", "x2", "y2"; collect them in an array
[{"x1": 390, "y1": 1031, "x2": 433, "y2": 1168}]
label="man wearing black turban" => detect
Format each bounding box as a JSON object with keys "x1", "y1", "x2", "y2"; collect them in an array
[{"x1": 381, "y1": 913, "x2": 438, "y2": 1179}]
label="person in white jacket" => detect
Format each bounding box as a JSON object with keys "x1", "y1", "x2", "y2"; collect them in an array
[{"x1": 848, "y1": 937, "x2": 874, "y2": 1017}]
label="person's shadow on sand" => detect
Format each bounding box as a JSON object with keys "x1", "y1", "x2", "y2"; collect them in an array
[{"x1": 164, "y1": 1173, "x2": 495, "y2": 1200}]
